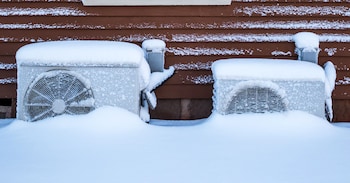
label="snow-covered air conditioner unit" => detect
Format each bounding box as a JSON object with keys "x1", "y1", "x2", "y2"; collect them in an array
[
  {"x1": 212, "y1": 58, "x2": 335, "y2": 120},
  {"x1": 16, "y1": 40, "x2": 155, "y2": 122}
]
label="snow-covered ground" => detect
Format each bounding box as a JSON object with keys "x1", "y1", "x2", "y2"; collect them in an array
[{"x1": 1, "y1": 107, "x2": 350, "y2": 183}]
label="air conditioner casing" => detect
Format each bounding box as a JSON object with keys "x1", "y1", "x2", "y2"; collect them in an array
[
  {"x1": 16, "y1": 41, "x2": 150, "y2": 121},
  {"x1": 212, "y1": 59, "x2": 327, "y2": 119}
]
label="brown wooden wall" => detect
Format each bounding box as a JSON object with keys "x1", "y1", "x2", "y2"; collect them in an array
[{"x1": 0, "y1": 0, "x2": 349, "y2": 121}]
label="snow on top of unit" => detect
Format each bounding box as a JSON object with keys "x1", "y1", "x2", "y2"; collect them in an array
[
  {"x1": 16, "y1": 40, "x2": 146, "y2": 67},
  {"x1": 142, "y1": 39, "x2": 166, "y2": 51},
  {"x1": 212, "y1": 59, "x2": 325, "y2": 82},
  {"x1": 293, "y1": 32, "x2": 320, "y2": 48}
]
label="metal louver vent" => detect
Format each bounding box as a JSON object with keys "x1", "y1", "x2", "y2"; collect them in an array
[{"x1": 24, "y1": 70, "x2": 95, "y2": 122}]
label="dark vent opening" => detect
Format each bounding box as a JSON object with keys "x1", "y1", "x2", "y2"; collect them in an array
[{"x1": 0, "y1": 99, "x2": 12, "y2": 119}]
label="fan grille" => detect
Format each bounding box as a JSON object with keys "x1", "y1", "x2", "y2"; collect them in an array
[
  {"x1": 24, "y1": 70, "x2": 95, "y2": 121},
  {"x1": 227, "y1": 87, "x2": 287, "y2": 114}
]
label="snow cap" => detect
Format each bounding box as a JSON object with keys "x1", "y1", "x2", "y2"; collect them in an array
[
  {"x1": 212, "y1": 58, "x2": 325, "y2": 82},
  {"x1": 142, "y1": 39, "x2": 166, "y2": 51},
  {"x1": 16, "y1": 40, "x2": 145, "y2": 67},
  {"x1": 293, "y1": 32, "x2": 320, "y2": 48}
]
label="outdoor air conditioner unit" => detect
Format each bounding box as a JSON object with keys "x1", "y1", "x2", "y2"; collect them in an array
[
  {"x1": 212, "y1": 58, "x2": 331, "y2": 120},
  {"x1": 16, "y1": 40, "x2": 152, "y2": 122}
]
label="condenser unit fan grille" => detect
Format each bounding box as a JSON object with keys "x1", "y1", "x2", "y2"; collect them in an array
[
  {"x1": 24, "y1": 70, "x2": 95, "y2": 121},
  {"x1": 227, "y1": 87, "x2": 287, "y2": 114}
]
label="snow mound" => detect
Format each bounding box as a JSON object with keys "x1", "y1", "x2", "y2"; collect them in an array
[{"x1": 3, "y1": 106, "x2": 145, "y2": 137}]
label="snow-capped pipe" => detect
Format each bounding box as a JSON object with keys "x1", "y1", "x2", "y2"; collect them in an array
[
  {"x1": 293, "y1": 32, "x2": 320, "y2": 64},
  {"x1": 142, "y1": 39, "x2": 166, "y2": 72}
]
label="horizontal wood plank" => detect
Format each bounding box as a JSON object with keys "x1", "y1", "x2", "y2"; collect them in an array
[
  {"x1": 1, "y1": 2, "x2": 349, "y2": 17},
  {"x1": 1, "y1": 0, "x2": 350, "y2": 3},
  {"x1": 0, "y1": 84, "x2": 16, "y2": 98},
  {"x1": 154, "y1": 84, "x2": 213, "y2": 99}
]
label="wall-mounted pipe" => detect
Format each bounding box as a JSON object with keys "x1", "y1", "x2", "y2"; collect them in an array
[
  {"x1": 142, "y1": 39, "x2": 166, "y2": 72},
  {"x1": 293, "y1": 32, "x2": 320, "y2": 64}
]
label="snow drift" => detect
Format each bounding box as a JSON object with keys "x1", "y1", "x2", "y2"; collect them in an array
[{"x1": 0, "y1": 107, "x2": 350, "y2": 183}]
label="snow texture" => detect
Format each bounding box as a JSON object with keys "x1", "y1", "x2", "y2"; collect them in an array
[
  {"x1": 82, "y1": 0, "x2": 231, "y2": 6},
  {"x1": 324, "y1": 48, "x2": 338, "y2": 56},
  {"x1": 220, "y1": 20, "x2": 350, "y2": 30},
  {"x1": 271, "y1": 50, "x2": 292, "y2": 56},
  {"x1": 168, "y1": 47, "x2": 254, "y2": 56},
  {"x1": 0, "y1": 63, "x2": 16, "y2": 70},
  {"x1": 0, "y1": 77, "x2": 16, "y2": 84},
  {"x1": 336, "y1": 77, "x2": 350, "y2": 85},
  {"x1": 0, "y1": 7, "x2": 91, "y2": 16},
  {"x1": 0, "y1": 23, "x2": 106, "y2": 30},
  {"x1": 2, "y1": 20, "x2": 350, "y2": 30},
  {"x1": 173, "y1": 33, "x2": 350, "y2": 43},
  {"x1": 2, "y1": 34, "x2": 350, "y2": 44},
  {"x1": 173, "y1": 61, "x2": 212, "y2": 70},
  {"x1": 186, "y1": 75, "x2": 214, "y2": 84},
  {"x1": 1, "y1": 107, "x2": 350, "y2": 183},
  {"x1": 2, "y1": 21, "x2": 350, "y2": 30},
  {"x1": 234, "y1": 5, "x2": 350, "y2": 16}
]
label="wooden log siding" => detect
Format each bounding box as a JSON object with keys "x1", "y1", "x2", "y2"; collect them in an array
[{"x1": 0, "y1": 0, "x2": 349, "y2": 120}]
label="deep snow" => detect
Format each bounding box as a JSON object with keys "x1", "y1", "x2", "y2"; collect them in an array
[{"x1": 1, "y1": 107, "x2": 350, "y2": 183}]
